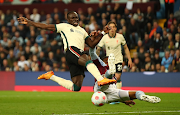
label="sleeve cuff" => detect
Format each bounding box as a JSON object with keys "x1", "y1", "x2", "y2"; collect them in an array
[
  {"x1": 85, "y1": 36, "x2": 90, "y2": 40},
  {"x1": 55, "y1": 24, "x2": 57, "y2": 32},
  {"x1": 122, "y1": 43, "x2": 127, "y2": 46}
]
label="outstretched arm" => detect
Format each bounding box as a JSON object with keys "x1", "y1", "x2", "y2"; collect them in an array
[
  {"x1": 18, "y1": 17, "x2": 56, "y2": 31},
  {"x1": 123, "y1": 44, "x2": 132, "y2": 68},
  {"x1": 85, "y1": 26, "x2": 110, "y2": 48}
]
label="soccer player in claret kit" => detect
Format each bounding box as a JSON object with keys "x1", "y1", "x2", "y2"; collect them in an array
[
  {"x1": 89, "y1": 31, "x2": 161, "y2": 106},
  {"x1": 18, "y1": 11, "x2": 116, "y2": 92}
]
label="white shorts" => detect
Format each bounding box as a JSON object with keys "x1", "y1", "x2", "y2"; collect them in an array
[{"x1": 94, "y1": 82, "x2": 130, "y2": 103}]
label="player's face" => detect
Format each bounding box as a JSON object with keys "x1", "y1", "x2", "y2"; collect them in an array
[
  {"x1": 109, "y1": 23, "x2": 117, "y2": 34},
  {"x1": 67, "y1": 12, "x2": 79, "y2": 27}
]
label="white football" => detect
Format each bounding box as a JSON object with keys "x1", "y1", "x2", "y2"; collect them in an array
[{"x1": 91, "y1": 91, "x2": 107, "y2": 106}]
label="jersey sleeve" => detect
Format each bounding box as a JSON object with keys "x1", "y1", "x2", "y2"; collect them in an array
[
  {"x1": 98, "y1": 36, "x2": 105, "y2": 47},
  {"x1": 55, "y1": 23, "x2": 63, "y2": 33},
  {"x1": 121, "y1": 35, "x2": 126, "y2": 46},
  {"x1": 84, "y1": 31, "x2": 89, "y2": 40}
]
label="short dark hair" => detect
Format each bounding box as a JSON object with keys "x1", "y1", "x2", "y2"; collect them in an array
[
  {"x1": 107, "y1": 21, "x2": 117, "y2": 27},
  {"x1": 67, "y1": 11, "x2": 76, "y2": 19}
]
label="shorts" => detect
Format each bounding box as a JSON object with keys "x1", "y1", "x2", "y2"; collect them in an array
[
  {"x1": 93, "y1": 82, "x2": 130, "y2": 103},
  {"x1": 115, "y1": 63, "x2": 123, "y2": 73},
  {"x1": 65, "y1": 46, "x2": 86, "y2": 78},
  {"x1": 105, "y1": 89, "x2": 130, "y2": 103}
]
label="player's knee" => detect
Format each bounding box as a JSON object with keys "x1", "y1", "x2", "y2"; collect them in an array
[{"x1": 73, "y1": 84, "x2": 81, "y2": 91}]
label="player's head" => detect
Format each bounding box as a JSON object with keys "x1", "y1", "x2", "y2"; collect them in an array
[
  {"x1": 67, "y1": 11, "x2": 79, "y2": 27},
  {"x1": 107, "y1": 21, "x2": 117, "y2": 34}
]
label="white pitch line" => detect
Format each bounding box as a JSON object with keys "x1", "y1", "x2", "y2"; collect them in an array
[{"x1": 52, "y1": 110, "x2": 180, "y2": 115}]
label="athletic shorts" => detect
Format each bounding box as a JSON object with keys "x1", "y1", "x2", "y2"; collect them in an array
[
  {"x1": 94, "y1": 82, "x2": 130, "y2": 103},
  {"x1": 65, "y1": 46, "x2": 86, "y2": 78},
  {"x1": 115, "y1": 62, "x2": 123, "y2": 73}
]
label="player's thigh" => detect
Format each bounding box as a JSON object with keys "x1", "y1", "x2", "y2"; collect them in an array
[{"x1": 69, "y1": 63, "x2": 85, "y2": 87}]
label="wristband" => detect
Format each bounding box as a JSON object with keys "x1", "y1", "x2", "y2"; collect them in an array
[{"x1": 101, "y1": 31, "x2": 105, "y2": 35}]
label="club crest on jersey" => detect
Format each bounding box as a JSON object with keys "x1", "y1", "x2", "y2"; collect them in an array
[
  {"x1": 70, "y1": 28, "x2": 74, "y2": 32},
  {"x1": 79, "y1": 49, "x2": 83, "y2": 52}
]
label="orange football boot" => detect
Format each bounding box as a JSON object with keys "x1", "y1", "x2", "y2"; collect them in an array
[
  {"x1": 37, "y1": 71, "x2": 54, "y2": 80},
  {"x1": 98, "y1": 78, "x2": 117, "y2": 86}
]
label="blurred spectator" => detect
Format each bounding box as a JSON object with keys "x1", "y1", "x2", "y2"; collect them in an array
[
  {"x1": 144, "y1": 56, "x2": 152, "y2": 71},
  {"x1": 30, "y1": 43, "x2": 42, "y2": 55},
  {"x1": 30, "y1": 8, "x2": 40, "y2": 22},
  {"x1": 106, "y1": 5, "x2": 112, "y2": 20},
  {"x1": 4, "y1": 10, "x2": 13, "y2": 26},
  {"x1": 36, "y1": 30, "x2": 48, "y2": 45},
  {"x1": 168, "y1": 24, "x2": 177, "y2": 38},
  {"x1": 138, "y1": 46, "x2": 145, "y2": 63},
  {"x1": 47, "y1": 51, "x2": 56, "y2": 67},
  {"x1": 86, "y1": 7, "x2": 94, "y2": 22},
  {"x1": 128, "y1": 18, "x2": 139, "y2": 47},
  {"x1": 11, "y1": 31, "x2": 24, "y2": 46},
  {"x1": 1, "y1": 36, "x2": 10, "y2": 48},
  {"x1": 0, "y1": 10, "x2": 5, "y2": 24},
  {"x1": 113, "y1": 3, "x2": 124, "y2": 16},
  {"x1": 122, "y1": 8, "x2": 131, "y2": 24},
  {"x1": 149, "y1": 46, "x2": 155, "y2": 59},
  {"x1": 155, "y1": 63, "x2": 161, "y2": 72},
  {"x1": 51, "y1": 7, "x2": 62, "y2": 20},
  {"x1": 149, "y1": 21, "x2": 162, "y2": 39},
  {"x1": 162, "y1": 29, "x2": 168, "y2": 41},
  {"x1": 136, "y1": 40, "x2": 143, "y2": 52},
  {"x1": 153, "y1": 33, "x2": 163, "y2": 51},
  {"x1": 165, "y1": 0, "x2": 175, "y2": 19},
  {"x1": 174, "y1": 7, "x2": 180, "y2": 21},
  {"x1": 45, "y1": 64, "x2": 51, "y2": 71},
  {"x1": 18, "y1": 55, "x2": 30, "y2": 71},
  {"x1": 24, "y1": 46, "x2": 32, "y2": 60},
  {"x1": 161, "y1": 50, "x2": 173, "y2": 71},
  {"x1": 89, "y1": 15, "x2": 96, "y2": 32},
  {"x1": 166, "y1": 41, "x2": 174, "y2": 50},
  {"x1": 1, "y1": 59, "x2": 9, "y2": 71},
  {"x1": 96, "y1": 2, "x2": 106, "y2": 20},
  {"x1": 133, "y1": 8, "x2": 144, "y2": 21},
  {"x1": 153, "y1": 51, "x2": 162, "y2": 65},
  {"x1": 144, "y1": 6, "x2": 154, "y2": 25},
  {"x1": 40, "y1": 10, "x2": 46, "y2": 22},
  {"x1": 165, "y1": 13, "x2": 176, "y2": 29},
  {"x1": 174, "y1": 33, "x2": 180, "y2": 49},
  {"x1": 145, "y1": 23, "x2": 152, "y2": 34},
  {"x1": 23, "y1": 8, "x2": 30, "y2": 17},
  {"x1": 143, "y1": 33, "x2": 152, "y2": 51}
]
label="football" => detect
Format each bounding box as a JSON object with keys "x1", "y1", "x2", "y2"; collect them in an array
[{"x1": 91, "y1": 91, "x2": 107, "y2": 106}]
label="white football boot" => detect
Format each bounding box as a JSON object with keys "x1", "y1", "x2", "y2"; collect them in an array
[
  {"x1": 140, "y1": 95, "x2": 161, "y2": 103},
  {"x1": 108, "y1": 53, "x2": 116, "y2": 75}
]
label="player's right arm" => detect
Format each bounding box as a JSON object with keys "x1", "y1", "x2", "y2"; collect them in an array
[{"x1": 18, "y1": 17, "x2": 56, "y2": 31}]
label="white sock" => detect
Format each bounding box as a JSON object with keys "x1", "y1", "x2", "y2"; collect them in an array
[
  {"x1": 50, "y1": 75, "x2": 73, "y2": 91},
  {"x1": 116, "y1": 82, "x2": 122, "y2": 89},
  {"x1": 86, "y1": 63, "x2": 104, "y2": 81}
]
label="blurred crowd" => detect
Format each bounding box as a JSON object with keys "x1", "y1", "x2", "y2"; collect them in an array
[{"x1": 0, "y1": 2, "x2": 180, "y2": 72}]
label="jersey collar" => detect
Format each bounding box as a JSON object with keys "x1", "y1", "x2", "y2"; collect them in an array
[{"x1": 108, "y1": 33, "x2": 116, "y2": 38}]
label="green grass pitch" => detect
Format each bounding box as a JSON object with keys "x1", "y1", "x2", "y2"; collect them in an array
[{"x1": 0, "y1": 91, "x2": 180, "y2": 115}]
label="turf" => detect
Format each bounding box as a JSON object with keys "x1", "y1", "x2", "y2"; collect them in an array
[{"x1": 0, "y1": 91, "x2": 179, "y2": 115}]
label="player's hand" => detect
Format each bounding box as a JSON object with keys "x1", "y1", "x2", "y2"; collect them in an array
[
  {"x1": 124, "y1": 100, "x2": 135, "y2": 107},
  {"x1": 90, "y1": 30, "x2": 100, "y2": 37},
  {"x1": 103, "y1": 25, "x2": 111, "y2": 34},
  {"x1": 128, "y1": 59, "x2": 132, "y2": 69},
  {"x1": 17, "y1": 17, "x2": 28, "y2": 24}
]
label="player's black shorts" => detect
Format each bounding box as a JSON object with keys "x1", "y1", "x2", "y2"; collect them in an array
[
  {"x1": 65, "y1": 46, "x2": 86, "y2": 78},
  {"x1": 115, "y1": 63, "x2": 123, "y2": 73}
]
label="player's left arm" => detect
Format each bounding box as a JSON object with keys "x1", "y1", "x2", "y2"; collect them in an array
[
  {"x1": 123, "y1": 100, "x2": 136, "y2": 107},
  {"x1": 85, "y1": 26, "x2": 110, "y2": 48},
  {"x1": 123, "y1": 44, "x2": 132, "y2": 68}
]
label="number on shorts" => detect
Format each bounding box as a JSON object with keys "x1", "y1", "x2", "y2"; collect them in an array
[{"x1": 117, "y1": 64, "x2": 122, "y2": 71}]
